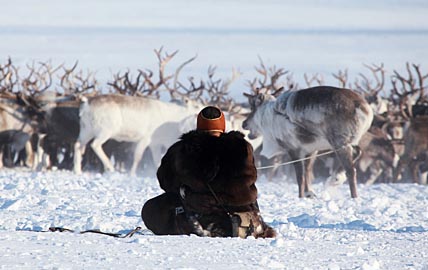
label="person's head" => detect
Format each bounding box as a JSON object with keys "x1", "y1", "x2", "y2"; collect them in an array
[{"x1": 196, "y1": 106, "x2": 225, "y2": 136}]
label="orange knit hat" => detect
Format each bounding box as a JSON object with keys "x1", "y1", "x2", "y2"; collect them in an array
[{"x1": 196, "y1": 106, "x2": 226, "y2": 132}]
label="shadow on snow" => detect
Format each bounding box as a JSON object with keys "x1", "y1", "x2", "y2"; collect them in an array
[{"x1": 282, "y1": 213, "x2": 427, "y2": 233}]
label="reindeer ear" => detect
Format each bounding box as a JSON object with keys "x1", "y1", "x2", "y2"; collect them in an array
[
  {"x1": 243, "y1": 92, "x2": 252, "y2": 98},
  {"x1": 273, "y1": 92, "x2": 290, "y2": 116},
  {"x1": 254, "y1": 94, "x2": 265, "y2": 107}
]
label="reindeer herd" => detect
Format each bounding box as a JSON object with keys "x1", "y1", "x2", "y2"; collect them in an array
[
  {"x1": 246, "y1": 62, "x2": 428, "y2": 196},
  {"x1": 0, "y1": 50, "x2": 427, "y2": 198},
  {"x1": 0, "y1": 49, "x2": 242, "y2": 176}
]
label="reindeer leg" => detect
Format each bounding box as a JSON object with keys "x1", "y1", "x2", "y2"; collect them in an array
[
  {"x1": 91, "y1": 137, "x2": 114, "y2": 173},
  {"x1": 24, "y1": 140, "x2": 34, "y2": 168},
  {"x1": 394, "y1": 150, "x2": 417, "y2": 183},
  {"x1": 130, "y1": 138, "x2": 149, "y2": 177},
  {"x1": 267, "y1": 156, "x2": 280, "y2": 181},
  {"x1": 420, "y1": 171, "x2": 428, "y2": 185},
  {"x1": 34, "y1": 134, "x2": 46, "y2": 171},
  {"x1": 352, "y1": 145, "x2": 362, "y2": 162},
  {"x1": 0, "y1": 147, "x2": 3, "y2": 169},
  {"x1": 303, "y1": 151, "x2": 317, "y2": 198},
  {"x1": 74, "y1": 135, "x2": 92, "y2": 174},
  {"x1": 295, "y1": 161, "x2": 305, "y2": 198},
  {"x1": 290, "y1": 151, "x2": 305, "y2": 198},
  {"x1": 365, "y1": 165, "x2": 383, "y2": 185},
  {"x1": 393, "y1": 158, "x2": 404, "y2": 183},
  {"x1": 335, "y1": 145, "x2": 358, "y2": 198},
  {"x1": 74, "y1": 141, "x2": 85, "y2": 174},
  {"x1": 411, "y1": 159, "x2": 421, "y2": 184}
]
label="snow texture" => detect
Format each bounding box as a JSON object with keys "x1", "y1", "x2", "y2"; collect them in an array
[{"x1": 0, "y1": 169, "x2": 427, "y2": 269}]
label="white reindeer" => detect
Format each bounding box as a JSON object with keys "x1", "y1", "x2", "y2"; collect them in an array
[
  {"x1": 147, "y1": 109, "x2": 263, "y2": 169},
  {"x1": 146, "y1": 113, "x2": 196, "y2": 170},
  {"x1": 242, "y1": 86, "x2": 373, "y2": 198},
  {"x1": 73, "y1": 94, "x2": 200, "y2": 176}
]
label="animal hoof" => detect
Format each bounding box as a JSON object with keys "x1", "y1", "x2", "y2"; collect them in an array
[{"x1": 305, "y1": 191, "x2": 317, "y2": 198}]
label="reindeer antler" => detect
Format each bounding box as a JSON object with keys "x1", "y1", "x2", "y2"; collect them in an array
[
  {"x1": 21, "y1": 60, "x2": 62, "y2": 95},
  {"x1": 0, "y1": 57, "x2": 19, "y2": 94},
  {"x1": 247, "y1": 57, "x2": 292, "y2": 97},
  {"x1": 390, "y1": 63, "x2": 428, "y2": 119},
  {"x1": 354, "y1": 63, "x2": 385, "y2": 95},
  {"x1": 304, "y1": 73, "x2": 324, "y2": 88},
  {"x1": 60, "y1": 61, "x2": 98, "y2": 95},
  {"x1": 332, "y1": 69, "x2": 349, "y2": 88}
]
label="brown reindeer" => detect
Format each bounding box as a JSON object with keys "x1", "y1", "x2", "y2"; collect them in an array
[
  {"x1": 390, "y1": 63, "x2": 428, "y2": 183},
  {"x1": 356, "y1": 127, "x2": 398, "y2": 184},
  {"x1": 393, "y1": 115, "x2": 428, "y2": 183}
]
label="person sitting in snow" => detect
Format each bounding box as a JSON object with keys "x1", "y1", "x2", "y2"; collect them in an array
[{"x1": 141, "y1": 106, "x2": 276, "y2": 238}]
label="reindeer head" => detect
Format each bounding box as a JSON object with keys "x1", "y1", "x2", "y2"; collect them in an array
[{"x1": 242, "y1": 93, "x2": 272, "y2": 139}]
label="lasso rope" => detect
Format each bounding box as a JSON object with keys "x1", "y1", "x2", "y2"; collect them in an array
[
  {"x1": 19, "y1": 226, "x2": 145, "y2": 238},
  {"x1": 256, "y1": 149, "x2": 336, "y2": 170}
]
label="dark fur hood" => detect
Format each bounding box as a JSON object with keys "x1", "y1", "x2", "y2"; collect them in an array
[
  {"x1": 180, "y1": 130, "x2": 246, "y2": 155},
  {"x1": 180, "y1": 130, "x2": 246, "y2": 143}
]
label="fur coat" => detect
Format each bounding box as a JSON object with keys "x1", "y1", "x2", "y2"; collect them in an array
[{"x1": 157, "y1": 130, "x2": 258, "y2": 214}]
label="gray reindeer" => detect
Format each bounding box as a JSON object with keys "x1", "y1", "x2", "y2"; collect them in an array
[{"x1": 242, "y1": 86, "x2": 373, "y2": 198}]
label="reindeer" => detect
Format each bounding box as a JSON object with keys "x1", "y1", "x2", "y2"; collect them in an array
[
  {"x1": 0, "y1": 128, "x2": 32, "y2": 168},
  {"x1": 33, "y1": 95, "x2": 81, "y2": 170},
  {"x1": 31, "y1": 62, "x2": 99, "y2": 171},
  {"x1": 0, "y1": 59, "x2": 43, "y2": 168},
  {"x1": 0, "y1": 93, "x2": 39, "y2": 168},
  {"x1": 389, "y1": 63, "x2": 428, "y2": 184},
  {"x1": 242, "y1": 86, "x2": 373, "y2": 198},
  {"x1": 353, "y1": 64, "x2": 389, "y2": 116},
  {"x1": 355, "y1": 127, "x2": 399, "y2": 184},
  {"x1": 310, "y1": 126, "x2": 398, "y2": 186},
  {"x1": 78, "y1": 48, "x2": 249, "y2": 176},
  {"x1": 73, "y1": 94, "x2": 201, "y2": 176},
  {"x1": 73, "y1": 47, "x2": 249, "y2": 176},
  {"x1": 393, "y1": 116, "x2": 428, "y2": 183}
]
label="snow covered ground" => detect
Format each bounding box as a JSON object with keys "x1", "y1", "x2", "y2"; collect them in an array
[
  {"x1": 0, "y1": 168, "x2": 427, "y2": 269},
  {"x1": 1, "y1": 0, "x2": 428, "y2": 269}
]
